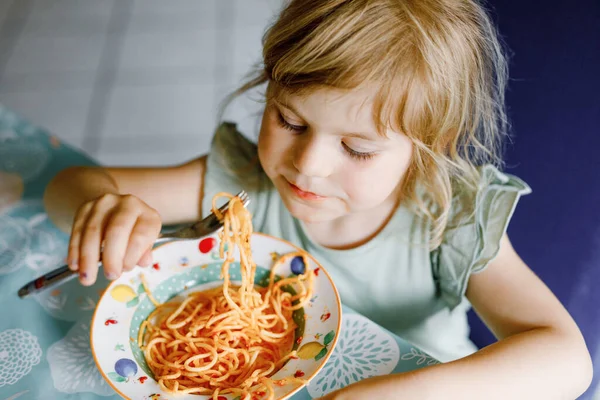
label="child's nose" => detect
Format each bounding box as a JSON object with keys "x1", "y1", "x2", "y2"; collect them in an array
[{"x1": 292, "y1": 136, "x2": 334, "y2": 178}]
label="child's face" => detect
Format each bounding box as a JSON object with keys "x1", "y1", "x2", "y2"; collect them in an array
[{"x1": 258, "y1": 86, "x2": 413, "y2": 223}]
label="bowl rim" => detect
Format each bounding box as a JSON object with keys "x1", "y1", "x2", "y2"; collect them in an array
[{"x1": 90, "y1": 231, "x2": 342, "y2": 400}]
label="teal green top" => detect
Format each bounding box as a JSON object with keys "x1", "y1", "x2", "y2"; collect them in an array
[{"x1": 202, "y1": 122, "x2": 532, "y2": 362}]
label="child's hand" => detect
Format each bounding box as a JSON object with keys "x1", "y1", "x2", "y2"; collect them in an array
[{"x1": 68, "y1": 193, "x2": 162, "y2": 286}]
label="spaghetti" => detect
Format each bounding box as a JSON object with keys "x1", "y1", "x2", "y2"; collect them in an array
[{"x1": 140, "y1": 192, "x2": 314, "y2": 399}]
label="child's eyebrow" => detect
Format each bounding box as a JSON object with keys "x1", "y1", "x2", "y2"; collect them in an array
[
  {"x1": 272, "y1": 98, "x2": 379, "y2": 141},
  {"x1": 272, "y1": 98, "x2": 305, "y2": 120}
]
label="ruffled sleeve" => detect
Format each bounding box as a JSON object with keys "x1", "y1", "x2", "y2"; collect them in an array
[
  {"x1": 431, "y1": 165, "x2": 532, "y2": 310},
  {"x1": 202, "y1": 122, "x2": 271, "y2": 224}
]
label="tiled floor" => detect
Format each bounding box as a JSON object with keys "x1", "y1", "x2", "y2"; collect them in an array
[{"x1": 0, "y1": 0, "x2": 281, "y2": 165}]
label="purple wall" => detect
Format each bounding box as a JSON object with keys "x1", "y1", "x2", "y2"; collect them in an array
[{"x1": 467, "y1": 1, "x2": 600, "y2": 398}]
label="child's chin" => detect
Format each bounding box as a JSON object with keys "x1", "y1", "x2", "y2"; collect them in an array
[{"x1": 287, "y1": 204, "x2": 341, "y2": 224}]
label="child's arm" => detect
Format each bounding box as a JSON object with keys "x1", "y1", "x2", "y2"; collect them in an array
[
  {"x1": 44, "y1": 156, "x2": 206, "y2": 284},
  {"x1": 318, "y1": 235, "x2": 593, "y2": 400},
  {"x1": 44, "y1": 157, "x2": 207, "y2": 231}
]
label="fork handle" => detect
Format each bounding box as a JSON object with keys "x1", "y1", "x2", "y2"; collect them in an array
[
  {"x1": 18, "y1": 264, "x2": 84, "y2": 298},
  {"x1": 17, "y1": 236, "x2": 181, "y2": 298}
]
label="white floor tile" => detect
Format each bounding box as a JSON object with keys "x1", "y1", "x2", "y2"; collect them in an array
[
  {"x1": 96, "y1": 150, "x2": 199, "y2": 167},
  {"x1": 131, "y1": 0, "x2": 215, "y2": 16},
  {"x1": 114, "y1": 65, "x2": 213, "y2": 87},
  {"x1": 233, "y1": 0, "x2": 283, "y2": 27},
  {"x1": 127, "y1": 2, "x2": 217, "y2": 33},
  {"x1": 102, "y1": 84, "x2": 217, "y2": 139},
  {"x1": 21, "y1": 0, "x2": 113, "y2": 37},
  {"x1": 28, "y1": 0, "x2": 115, "y2": 18},
  {"x1": 231, "y1": 25, "x2": 266, "y2": 83},
  {"x1": 0, "y1": 0, "x2": 277, "y2": 168},
  {"x1": 97, "y1": 132, "x2": 211, "y2": 167},
  {"x1": 0, "y1": 70, "x2": 96, "y2": 92},
  {"x1": 21, "y1": 13, "x2": 110, "y2": 37},
  {"x1": 0, "y1": 0, "x2": 14, "y2": 22},
  {"x1": 217, "y1": 82, "x2": 265, "y2": 140},
  {"x1": 118, "y1": 30, "x2": 216, "y2": 70},
  {"x1": 0, "y1": 88, "x2": 93, "y2": 149},
  {"x1": 4, "y1": 34, "x2": 105, "y2": 74}
]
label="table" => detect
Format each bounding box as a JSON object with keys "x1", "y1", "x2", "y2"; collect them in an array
[{"x1": 0, "y1": 104, "x2": 439, "y2": 400}]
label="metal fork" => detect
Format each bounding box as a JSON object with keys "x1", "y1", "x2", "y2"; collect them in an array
[{"x1": 17, "y1": 191, "x2": 249, "y2": 298}]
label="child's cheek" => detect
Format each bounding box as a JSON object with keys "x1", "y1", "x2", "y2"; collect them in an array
[
  {"x1": 343, "y1": 162, "x2": 405, "y2": 208},
  {"x1": 257, "y1": 127, "x2": 284, "y2": 177}
]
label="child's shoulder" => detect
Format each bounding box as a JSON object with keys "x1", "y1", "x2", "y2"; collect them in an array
[
  {"x1": 212, "y1": 122, "x2": 258, "y2": 160},
  {"x1": 447, "y1": 165, "x2": 531, "y2": 228},
  {"x1": 431, "y1": 165, "x2": 531, "y2": 309},
  {"x1": 208, "y1": 122, "x2": 263, "y2": 181}
]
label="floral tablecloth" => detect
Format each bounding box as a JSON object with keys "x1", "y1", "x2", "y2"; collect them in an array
[{"x1": 0, "y1": 105, "x2": 439, "y2": 400}]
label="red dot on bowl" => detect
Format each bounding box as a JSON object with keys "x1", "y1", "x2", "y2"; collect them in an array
[{"x1": 199, "y1": 237, "x2": 216, "y2": 254}]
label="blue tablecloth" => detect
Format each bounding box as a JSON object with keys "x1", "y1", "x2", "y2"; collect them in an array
[{"x1": 0, "y1": 105, "x2": 439, "y2": 400}]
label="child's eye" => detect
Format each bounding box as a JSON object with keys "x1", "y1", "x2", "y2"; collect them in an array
[
  {"x1": 342, "y1": 142, "x2": 376, "y2": 161},
  {"x1": 277, "y1": 112, "x2": 305, "y2": 132}
]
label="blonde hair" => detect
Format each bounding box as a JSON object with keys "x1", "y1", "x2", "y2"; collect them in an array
[{"x1": 231, "y1": 0, "x2": 509, "y2": 249}]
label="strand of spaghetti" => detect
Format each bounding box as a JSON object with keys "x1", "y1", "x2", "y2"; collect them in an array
[
  {"x1": 183, "y1": 347, "x2": 218, "y2": 372},
  {"x1": 205, "y1": 309, "x2": 238, "y2": 328},
  {"x1": 260, "y1": 325, "x2": 297, "y2": 339},
  {"x1": 274, "y1": 350, "x2": 299, "y2": 368},
  {"x1": 140, "y1": 274, "x2": 159, "y2": 306},
  {"x1": 165, "y1": 297, "x2": 205, "y2": 329},
  {"x1": 138, "y1": 320, "x2": 149, "y2": 349},
  {"x1": 158, "y1": 370, "x2": 182, "y2": 380},
  {"x1": 268, "y1": 252, "x2": 310, "y2": 289},
  {"x1": 218, "y1": 388, "x2": 251, "y2": 400},
  {"x1": 260, "y1": 377, "x2": 276, "y2": 399},
  {"x1": 146, "y1": 343, "x2": 185, "y2": 371},
  {"x1": 220, "y1": 259, "x2": 249, "y2": 319}
]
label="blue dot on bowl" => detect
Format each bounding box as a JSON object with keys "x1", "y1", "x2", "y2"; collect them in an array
[
  {"x1": 115, "y1": 358, "x2": 138, "y2": 377},
  {"x1": 290, "y1": 256, "x2": 305, "y2": 275}
]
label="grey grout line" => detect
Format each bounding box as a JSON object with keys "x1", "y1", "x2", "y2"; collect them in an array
[
  {"x1": 214, "y1": 0, "x2": 236, "y2": 119},
  {"x1": 81, "y1": 0, "x2": 133, "y2": 156},
  {"x1": 0, "y1": 0, "x2": 32, "y2": 90}
]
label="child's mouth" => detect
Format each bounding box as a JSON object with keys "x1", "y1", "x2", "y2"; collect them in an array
[{"x1": 287, "y1": 182, "x2": 326, "y2": 201}]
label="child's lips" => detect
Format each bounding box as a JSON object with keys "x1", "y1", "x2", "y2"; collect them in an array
[{"x1": 288, "y1": 182, "x2": 326, "y2": 201}]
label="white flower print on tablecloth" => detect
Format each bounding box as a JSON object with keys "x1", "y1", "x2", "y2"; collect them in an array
[
  {"x1": 33, "y1": 272, "x2": 118, "y2": 322},
  {"x1": 307, "y1": 313, "x2": 400, "y2": 398},
  {"x1": 0, "y1": 203, "x2": 66, "y2": 276},
  {"x1": 0, "y1": 329, "x2": 42, "y2": 387},
  {"x1": 0, "y1": 108, "x2": 51, "y2": 183},
  {"x1": 0, "y1": 137, "x2": 50, "y2": 182},
  {"x1": 47, "y1": 320, "x2": 115, "y2": 396},
  {"x1": 0, "y1": 200, "x2": 108, "y2": 321},
  {"x1": 32, "y1": 286, "x2": 101, "y2": 323}
]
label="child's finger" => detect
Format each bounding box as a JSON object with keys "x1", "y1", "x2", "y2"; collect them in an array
[
  {"x1": 102, "y1": 211, "x2": 139, "y2": 279},
  {"x1": 138, "y1": 248, "x2": 153, "y2": 268},
  {"x1": 123, "y1": 217, "x2": 161, "y2": 272},
  {"x1": 78, "y1": 208, "x2": 108, "y2": 286},
  {"x1": 67, "y1": 202, "x2": 93, "y2": 272}
]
